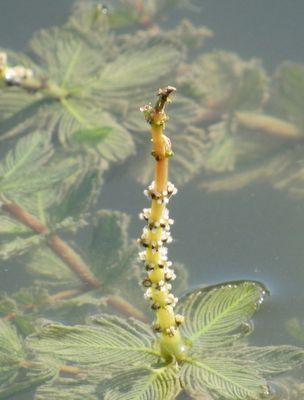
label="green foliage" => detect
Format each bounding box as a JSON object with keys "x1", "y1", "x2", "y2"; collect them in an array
[
  {"x1": 176, "y1": 281, "x2": 267, "y2": 352},
  {"x1": 34, "y1": 378, "x2": 98, "y2": 400},
  {"x1": 26, "y1": 210, "x2": 141, "y2": 292},
  {"x1": 0, "y1": 320, "x2": 25, "y2": 383},
  {"x1": 0, "y1": 133, "x2": 54, "y2": 199},
  {"x1": 268, "y1": 62, "x2": 304, "y2": 130},
  {"x1": 0, "y1": 9, "x2": 182, "y2": 165},
  {"x1": 269, "y1": 377, "x2": 304, "y2": 399},
  {"x1": 71, "y1": 127, "x2": 111, "y2": 146},
  {"x1": 178, "y1": 51, "x2": 267, "y2": 112},
  {"x1": 0, "y1": 2, "x2": 303, "y2": 399},
  {"x1": 14, "y1": 281, "x2": 303, "y2": 400},
  {"x1": 0, "y1": 321, "x2": 57, "y2": 398},
  {"x1": 128, "y1": 96, "x2": 208, "y2": 185},
  {"x1": 0, "y1": 133, "x2": 93, "y2": 260},
  {"x1": 2, "y1": 209, "x2": 153, "y2": 325},
  {"x1": 182, "y1": 54, "x2": 304, "y2": 197},
  {"x1": 27, "y1": 315, "x2": 159, "y2": 378},
  {"x1": 101, "y1": 367, "x2": 181, "y2": 400},
  {"x1": 286, "y1": 318, "x2": 304, "y2": 343}
]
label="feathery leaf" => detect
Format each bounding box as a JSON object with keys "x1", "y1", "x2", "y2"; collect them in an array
[
  {"x1": 177, "y1": 281, "x2": 267, "y2": 351},
  {"x1": 27, "y1": 315, "x2": 159, "y2": 376},
  {"x1": 34, "y1": 378, "x2": 98, "y2": 400},
  {"x1": 102, "y1": 367, "x2": 181, "y2": 400},
  {"x1": 181, "y1": 356, "x2": 268, "y2": 400}
]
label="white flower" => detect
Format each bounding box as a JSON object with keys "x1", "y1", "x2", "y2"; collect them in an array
[{"x1": 144, "y1": 288, "x2": 152, "y2": 300}]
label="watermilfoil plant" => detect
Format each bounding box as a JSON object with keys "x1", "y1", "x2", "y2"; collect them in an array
[{"x1": 1, "y1": 87, "x2": 303, "y2": 399}]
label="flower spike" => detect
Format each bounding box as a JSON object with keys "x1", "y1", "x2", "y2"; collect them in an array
[{"x1": 139, "y1": 86, "x2": 186, "y2": 362}]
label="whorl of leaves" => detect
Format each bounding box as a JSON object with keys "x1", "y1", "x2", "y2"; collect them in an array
[
  {"x1": 26, "y1": 315, "x2": 159, "y2": 377},
  {"x1": 17, "y1": 281, "x2": 304, "y2": 400}
]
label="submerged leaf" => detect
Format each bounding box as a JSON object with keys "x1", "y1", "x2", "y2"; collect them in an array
[
  {"x1": 27, "y1": 247, "x2": 79, "y2": 288},
  {"x1": 269, "y1": 377, "x2": 304, "y2": 399},
  {"x1": 128, "y1": 96, "x2": 208, "y2": 185},
  {"x1": 34, "y1": 377, "x2": 98, "y2": 400},
  {"x1": 0, "y1": 18, "x2": 182, "y2": 167},
  {"x1": 0, "y1": 234, "x2": 44, "y2": 260},
  {"x1": 286, "y1": 318, "x2": 304, "y2": 343},
  {"x1": 269, "y1": 62, "x2": 304, "y2": 130},
  {"x1": 0, "y1": 132, "x2": 52, "y2": 198},
  {"x1": 178, "y1": 51, "x2": 267, "y2": 112},
  {"x1": 0, "y1": 320, "x2": 25, "y2": 382},
  {"x1": 71, "y1": 127, "x2": 111, "y2": 145}
]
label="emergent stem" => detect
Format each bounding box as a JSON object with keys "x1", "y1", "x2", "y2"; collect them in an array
[{"x1": 139, "y1": 86, "x2": 186, "y2": 362}]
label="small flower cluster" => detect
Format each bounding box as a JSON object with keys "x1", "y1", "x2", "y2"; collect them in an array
[
  {"x1": 0, "y1": 52, "x2": 33, "y2": 85},
  {"x1": 138, "y1": 180, "x2": 184, "y2": 337},
  {"x1": 143, "y1": 181, "x2": 177, "y2": 204}
]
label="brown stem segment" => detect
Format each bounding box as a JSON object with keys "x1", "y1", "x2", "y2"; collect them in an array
[
  {"x1": 0, "y1": 201, "x2": 147, "y2": 321},
  {"x1": 106, "y1": 295, "x2": 147, "y2": 322},
  {"x1": 1, "y1": 201, "x2": 100, "y2": 289}
]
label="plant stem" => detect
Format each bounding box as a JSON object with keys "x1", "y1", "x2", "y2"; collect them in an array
[
  {"x1": 19, "y1": 359, "x2": 81, "y2": 376},
  {"x1": 139, "y1": 87, "x2": 186, "y2": 362},
  {"x1": 8, "y1": 76, "x2": 69, "y2": 100},
  {"x1": 1, "y1": 201, "x2": 145, "y2": 320},
  {"x1": 1, "y1": 201, "x2": 101, "y2": 290},
  {"x1": 48, "y1": 289, "x2": 84, "y2": 302},
  {"x1": 106, "y1": 295, "x2": 147, "y2": 322}
]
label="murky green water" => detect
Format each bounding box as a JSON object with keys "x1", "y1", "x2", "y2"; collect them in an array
[{"x1": 0, "y1": 1, "x2": 304, "y2": 399}]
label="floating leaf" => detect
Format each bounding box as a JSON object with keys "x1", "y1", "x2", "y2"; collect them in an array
[
  {"x1": 177, "y1": 281, "x2": 267, "y2": 352},
  {"x1": 102, "y1": 367, "x2": 181, "y2": 400},
  {"x1": 179, "y1": 348, "x2": 303, "y2": 399},
  {"x1": 181, "y1": 356, "x2": 268, "y2": 400},
  {"x1": 27, "y1": 315, "x2": 159, "y2": 377}
]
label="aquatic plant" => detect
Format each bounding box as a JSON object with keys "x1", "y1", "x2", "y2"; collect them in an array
[
  {"x1": 1, "y1": 87, "x2": 303, "y2": 400},
  {"x1": 0, "y1": 2, "x2": 303, "y2": 398},
  {"x1": 179, "y1": 52, "x2": 304, "y2": 197},
  {"x1": 2, "y1": 0, "x2": 304, "y2": 199},
  {"x1": 0, "y1": 0, "x2": 211, "y2": 187},
  {"x1": 0, "y1": 132, "x2": 152, "y2": 328}
]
